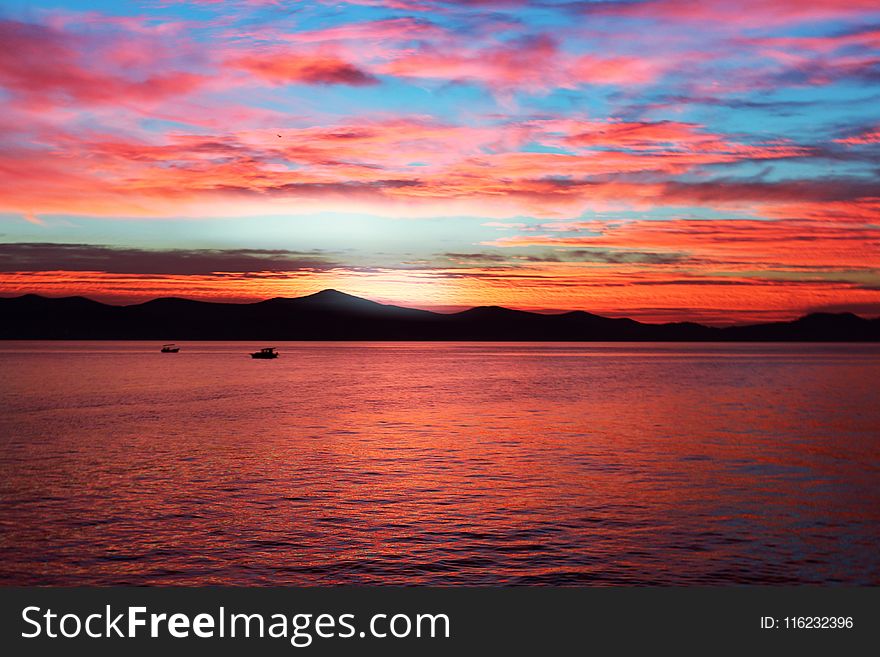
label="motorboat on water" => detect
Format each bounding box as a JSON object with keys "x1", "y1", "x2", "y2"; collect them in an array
[
  {"x1": 251, "y1": 347, "x2": 279, "y2": 359},
  {"x1": 160, "y1": 343, "x2": 180, "y2": 353}
]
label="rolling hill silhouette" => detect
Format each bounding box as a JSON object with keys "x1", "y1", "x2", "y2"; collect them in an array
[{"x1": 1, "y1": 290, "x2": 877, "y2": 341}]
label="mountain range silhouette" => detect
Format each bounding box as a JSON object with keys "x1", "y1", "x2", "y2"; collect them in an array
[{"x1": 1, "y1": 289, "x2": 878, "y2": 341}]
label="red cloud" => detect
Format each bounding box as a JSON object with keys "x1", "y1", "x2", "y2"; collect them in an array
[
  {"x1": 0, "y1": 107, "x2": 849, "y2": 221},
  {"x1": 485, "y1": 217, "x2": 880, "y2": 270},
  {"x1": 231, "y1": 51, "x2": 379, "y2": 86},
  {"x1": 560, "y1": 120, "x2": 723, "y2": 150},
  {"x1": 0, "y1": 19, "x2": 206, "y2": 109}
]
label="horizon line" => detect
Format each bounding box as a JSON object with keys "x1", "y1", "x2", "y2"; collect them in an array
[{"x1": 2, "y1": 289, "x2": 877, "y2": 328}]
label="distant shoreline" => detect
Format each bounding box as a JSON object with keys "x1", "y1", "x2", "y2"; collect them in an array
[
  {"x1": 3, "y1": 339, "x2": 880, "y2": 344},
  {"x1": 1, "y1": 290, "x2": 878, "y2": 342}
]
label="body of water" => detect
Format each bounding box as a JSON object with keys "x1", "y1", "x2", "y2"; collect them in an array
[{"x1": 0, "y1": 341, "x2": 878, "y2": 585}]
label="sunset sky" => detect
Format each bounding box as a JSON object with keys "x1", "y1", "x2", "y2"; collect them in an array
[{"x1": 1, "y1": 0, "x2": 879, "y2": 323}]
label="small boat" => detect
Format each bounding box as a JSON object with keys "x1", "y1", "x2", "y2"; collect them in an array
[
  {"x1": 160, "y1": 343, "x2": 180, "y2": 353},
  {"x1": 250, "y1": 347, "x2": 279, "y2": 359}
]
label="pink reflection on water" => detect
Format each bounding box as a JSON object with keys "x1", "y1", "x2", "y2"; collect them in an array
[{"x1": 1, "y1": 342, "x2": 878, "y2": 584}]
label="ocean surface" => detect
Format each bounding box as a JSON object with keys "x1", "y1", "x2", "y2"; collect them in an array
[{"x1": 0, "y1": 341, "x2": 878, "y2": 586}]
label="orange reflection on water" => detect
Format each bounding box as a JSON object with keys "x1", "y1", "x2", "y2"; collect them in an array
[{"x1": 1, "y1": 341, "x2": 878, "y2": 584}]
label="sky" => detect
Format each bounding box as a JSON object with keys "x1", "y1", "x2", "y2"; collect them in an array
[{"x1": 0, "y1": 0, "x2": 879, "y2": 324}]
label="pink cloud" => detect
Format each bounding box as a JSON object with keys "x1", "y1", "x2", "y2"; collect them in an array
[
  {"x1": 231, "y1": 50, "x2": 379, "y2": 85},
  {"x1": 0, "y1": 19, "x2": 206, "y2": 109},
  {"x1": 377, "y1": 35, "x2": 667, "y2": 92},
  {"x1": 22, "y1": 212, "x2": 45, "y2": 226},
  {"x1": 0, "y1": 106, "x2": 840, "y2": 222},
  {"x1": 284, "y1": 17, "x2": 447, "y2": 44},
  {"x1": 594, "y1": 0, "x2": 880, "y2": 28},
  {"x1": 835, "y1": 126, "x2": 880, "y2": 145},
  {"x1": 745, "y1": 28, "x2": 880, "y2": 55}
]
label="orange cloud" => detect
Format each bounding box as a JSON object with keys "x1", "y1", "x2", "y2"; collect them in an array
[
  {"x1": 485, "y1": 217, "x2": 880, "y2": 270},
  {"x1": 2, "y1": 110, "x2": 827, "y2": 221}
]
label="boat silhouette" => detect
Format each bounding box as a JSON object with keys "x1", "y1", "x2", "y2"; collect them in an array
[
  {"x1": 251, "y1": 347, "x2": 279, "y2": 359},
  {"x1": 160, "y1": 343, "x2": 180, "y2": 353}
]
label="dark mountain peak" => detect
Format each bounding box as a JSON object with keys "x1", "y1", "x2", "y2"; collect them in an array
[
  {"x1": 789, "y1": 312, "x2": 867, "y2": 330},
  {"x1": 555, "y1": 309, "x2": 642, "y2": 326},
  {"x1": 456, "y1": 305, "x2": 536, "y2": 318},
  {"x1": 255, "y1": 289, "x2": 358, "y2": 305},
  {"x1": 0, "y1": 293, "x2": 47, "y2": 304},
  {"x1": 300, "y1": 289, "x2": 366, "y2": 303},
  {"x1": 292, "y1": 289, "x2": 382, "y2": 310},
  {"x1": 797, "y1": 311, "x2": 862, "y2": 323},
  {"x1": 254, "y1": 289, "x2": 437, "y2": 320},
  {"x1": 557, "y1": 310, "x2": 605, "y2": 320},
  {"x1": 0, "y1": 293, "x2": 876, "y2": 341},
  {"x1": 7, "y1": 293, "x2": 105, "y2": 308},
  {"x1": 131, "y1": 297, "x2": 210, "y2": 308}
]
